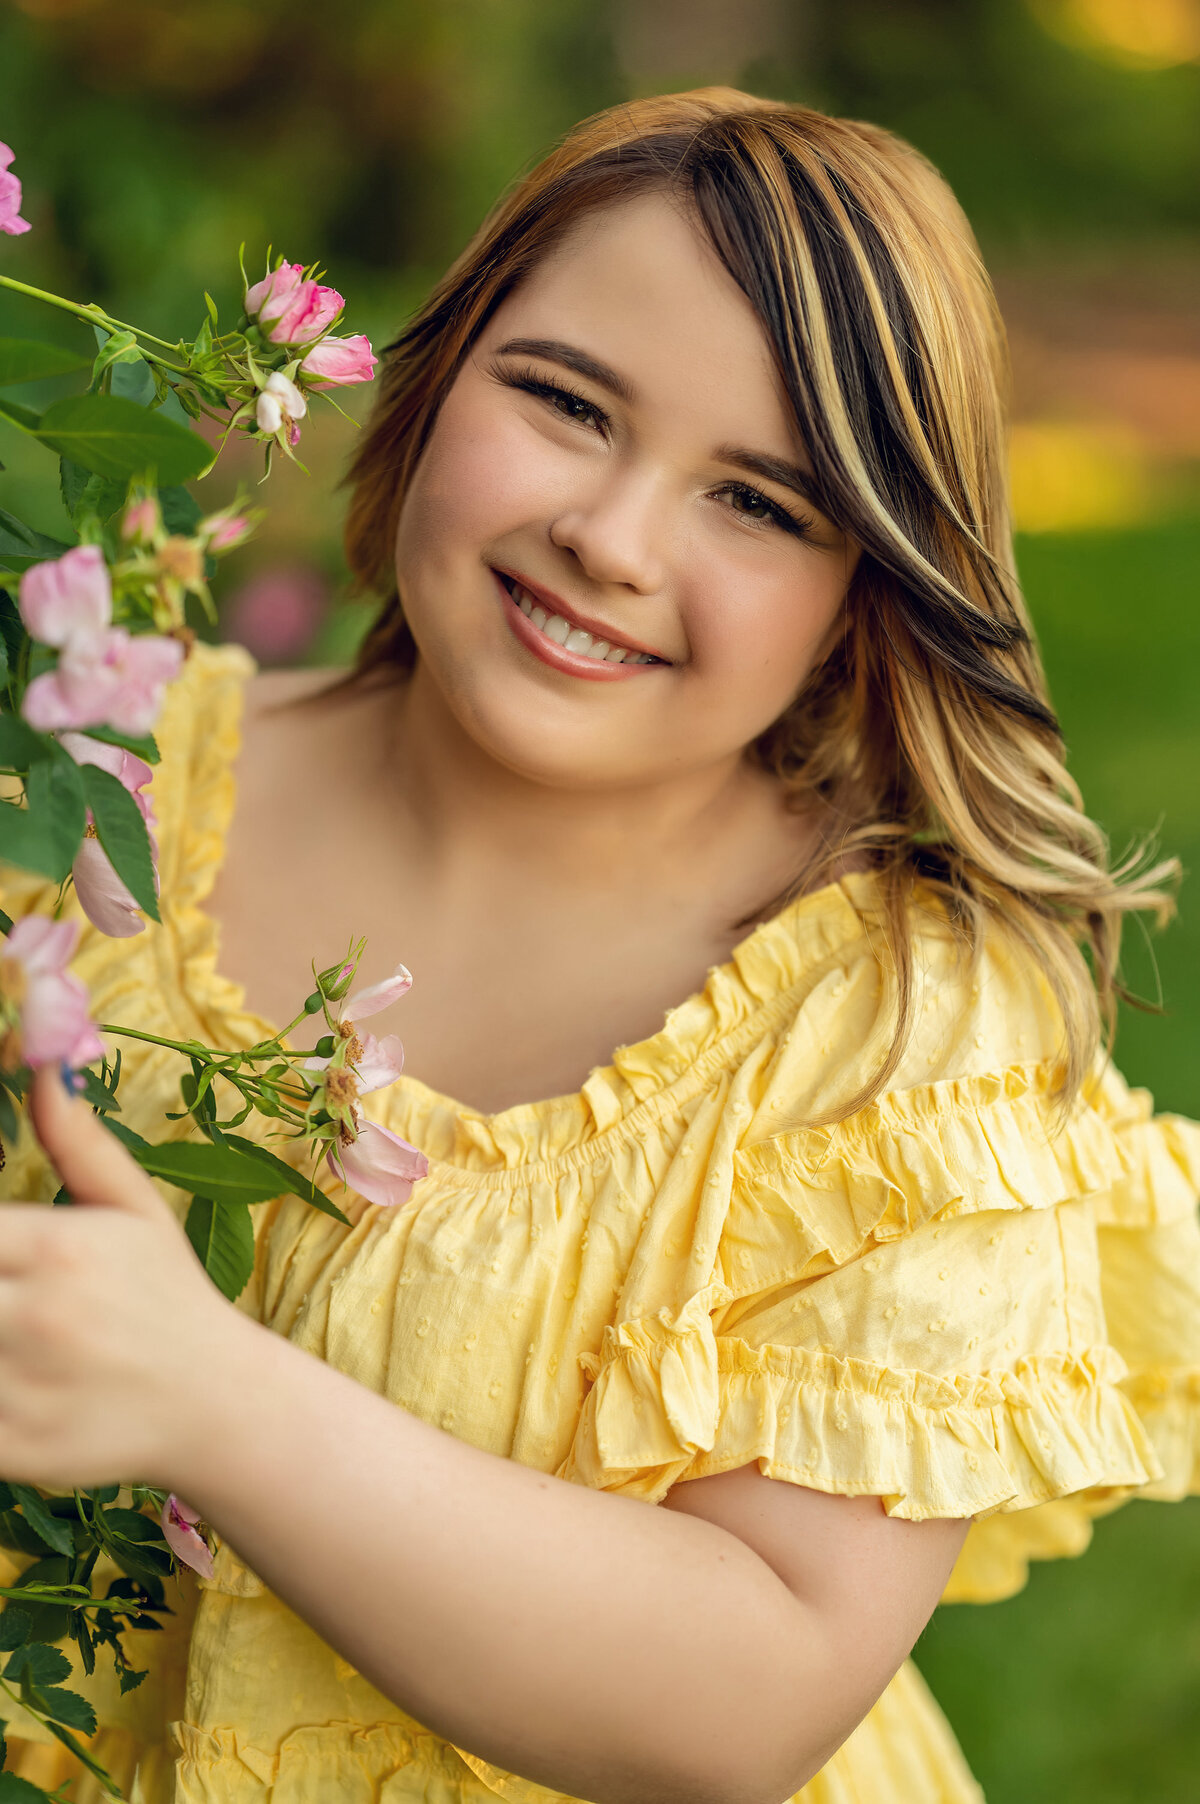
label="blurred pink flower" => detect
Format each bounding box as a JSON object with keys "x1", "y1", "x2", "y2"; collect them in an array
[
  {"x1": 121, "y1": 496, "x2": 162, "y2": 546},
  {"x1": 0, "y1": 915, "x2": 104, "y2": 1070},
  {"x1": 329, "y1": 1116, "x2": 428, "y2": 1209},
  {"x1": 200, "y1": 508, "x2": 254, "y2": 553},
  {"x1": 19, "y1": 544, "x2": 112, "y2": 647},
  {"x1": 300, "y1": 334, "x2": 377, "y2": 387},
  {"x1": 255, "y1": 370, "x2": 306, "y2": 446},
  {"x1": 0, "y1": 142, "x2": 31, "y2": 236},
  {"x1": 224, "y1": 565, "x2": 326, "y2": 664},
  {"x1": 161, "y1": 1495, "x2": 214, "y2": 1580},
  {"x1": 61, "y1": 733, "x2": 158, "y2": 939},
  {"x1": 23, "y1": 626, "x2": 184, "y2": 736}
]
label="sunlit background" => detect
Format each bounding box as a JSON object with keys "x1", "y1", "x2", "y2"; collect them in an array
[{"x1": 1, "y1": 3, "x2": 1198, "y2": 1798}]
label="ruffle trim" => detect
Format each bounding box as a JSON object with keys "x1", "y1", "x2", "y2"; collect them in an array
[
  {"x1": 725, "y1": 1055, "x2": 1128, "y2": 1291},
  {"x1": 557, "y1": 1294, "x2": 1163, "y2": 1523},
  {"x1": 1085, "y1": 1060, "x2": 1200, "y2": 1228}
]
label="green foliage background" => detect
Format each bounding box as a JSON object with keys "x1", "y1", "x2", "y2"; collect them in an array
[{"x1": 1, "y1": 4, "x2": 1197, "y2": 1799}]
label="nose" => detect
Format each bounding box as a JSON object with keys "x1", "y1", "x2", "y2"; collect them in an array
[{"x1": 548, "y1": 464, "x2": 668, "y2": 596}]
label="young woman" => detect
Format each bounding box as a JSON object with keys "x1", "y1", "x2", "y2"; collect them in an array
[{"x1": 2, "y1": 87, "x2": 1199, "y2": 1804}]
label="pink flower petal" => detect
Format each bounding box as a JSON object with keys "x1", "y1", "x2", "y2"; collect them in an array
[
  {"x1": 161, "y1": 1495, "x2": 214, "y2": 1579},
  {"x1": 1, "y1": 915, "x2": 103, "y2": 1067},
  {"x1": 0, "y1": 142, "x2": 31, "y2": 236},
  {"x1": 265, "y1": 280, "x2": 344, "y2": 347},
  {"x1": 72, "y1": 836, "x2": 145, "y2": 938},
  {"x1": 244, "y1": 262, "x2": 304, "y2": 324},
  {"x1": 328, "y1": 1117, "x2": 428, "y2": 1208},
  {"x1": 353, "y1": 1031, "x2": 405, "y2": 1093},
  {"x1": 344, "y1": 964, "x2": 412, "y2": 1021},
  {"x1": 300, "y1": 333, "x2": 377, "y2": 387},
  {"x1": 18, "y1": 546, "x2": 112, "y2": 647},
  {"x1": 5, "y1": 913, "x2": 78, "y2": 975}
]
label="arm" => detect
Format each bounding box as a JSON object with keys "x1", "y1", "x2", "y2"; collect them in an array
[{"x1": 1, "y1": 1073, "x2": 969, "y2": 1804}]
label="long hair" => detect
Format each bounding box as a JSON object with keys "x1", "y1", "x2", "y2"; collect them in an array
[{"x1": 337, "y1": 87, "x2": 1177, "y2": 1120}]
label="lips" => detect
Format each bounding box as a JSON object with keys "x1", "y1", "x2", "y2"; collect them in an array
[
  {"x1": 491, "y1": 566, "x2": 670, "y2": 663},
  {"x1": 492, "y1": 571, "x2": 665, "y2": 683}
]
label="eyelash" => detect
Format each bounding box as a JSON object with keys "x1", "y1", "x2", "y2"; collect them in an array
[{"x1": 494, "y1": 363, "x2": 814, "y2": 539}]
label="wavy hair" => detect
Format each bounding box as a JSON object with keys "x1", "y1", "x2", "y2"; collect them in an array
[{"x1": 337, "y1": 87, "x2": 1178, "y2": 1120}]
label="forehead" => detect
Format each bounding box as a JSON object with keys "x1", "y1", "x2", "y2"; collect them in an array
[{"x1": 487, "y1": 191, "x2": 796, "y2": 445}]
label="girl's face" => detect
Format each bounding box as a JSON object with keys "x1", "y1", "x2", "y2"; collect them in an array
[{"x1": 394, "y1": 189, "x2": 858, "y2": 791}]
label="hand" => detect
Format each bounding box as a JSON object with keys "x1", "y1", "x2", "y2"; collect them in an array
[{"x1": 0, "y1": 1066, "x2": 253, "y2": 1491}]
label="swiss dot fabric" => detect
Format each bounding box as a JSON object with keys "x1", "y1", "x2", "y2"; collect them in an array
[{"x1": 2, "y1": 642, "x2": 1197, "y2": 1803}]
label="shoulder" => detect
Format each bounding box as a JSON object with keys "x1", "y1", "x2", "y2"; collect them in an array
[{"x1": 745, "y1": 873, "x2": 1068, "y2": 1139}]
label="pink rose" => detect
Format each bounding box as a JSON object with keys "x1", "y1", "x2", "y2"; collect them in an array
[
  {"x1": 244, "y1": 262, "x2": 305, "y2": 326},
  {"x1": 60, "y1": 733, "x2": 158, "y2": 939},
  {"x1": 264, "y1": 280, "x2": 344, "y2": 348},
  {"x1": 121, "y1": 496, "x2": 162, "y2": 546},
  {"x1": 200, "y1": 509, "x2": 253, "y2": 553},
  {"x1": 19, "y1": 544, "x2": 112, "y2": 646},
  {"x1": 328, "y1": 1117, "x2": 428, "y2": 1209},
  {"x1": 23, "y1": 626, "x2": 184, "y2": 736},
  {"x1": 161, "y1": 1495, "x2": 214, "y2": 1579},
  {"x1": 0, "y1": 142, "x2": 31, "y2": 237},
  {"x1": 0, "y1": 915, "x2": 104, "y2": 1070},
  {"x1": 300, "y1": 334, "x2": 377, "y2": 387}
]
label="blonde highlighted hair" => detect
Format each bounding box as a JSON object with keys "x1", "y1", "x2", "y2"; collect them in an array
[{"x1": 339, "y1": 87, "x2": 1178, "y2": 1119}]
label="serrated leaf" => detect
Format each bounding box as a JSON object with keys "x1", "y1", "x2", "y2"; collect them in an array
[
  {"x1": 105, "y1": 1119, "x2": 298, "y2": 1203},
  {"x1": 0, "y1": 1770, "x2": 56, "y2": 1800},
  {"x1": 118, "y1": 1664, "x2": 148, "y2": 1695},
  {"x1": 0, "y1": 340, "x2": 89, "y2": 387},
  {"x1": 9, "y1": 1489, "x2": 74, "y2": 1557},
  {"x1": 35, "y1": 394, "x2": 209, "y2": 487},
  {"x1": 218, "y1": 1132, "x2": 350, "y2": 1223},
  {"x1": 0, "y1": 1607, "x2": 31, "y2": 1650},
  {"x1": 33, "y1": 1685, "x2": 96, "y2": 1735},
  {"x1": 79, "y1": 762, "x2": 160, "y2": 920},
  {"x1": 0, "y1": 754, "x2": 86, "y2": 881},
  {"x1": 4, "y1": 1639, "x2": 71, "y2": 1685},
  {"x1": 185, "y1": 1194, "x2": 255, "y2": 1299},
  {"x1": 0, "y1": 1558, "x2": 69, "y2": 1644}
]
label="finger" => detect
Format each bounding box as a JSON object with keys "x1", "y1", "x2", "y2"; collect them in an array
[{"x1": 29, "y1": 1066, "x2": 166, "y2": 1220}]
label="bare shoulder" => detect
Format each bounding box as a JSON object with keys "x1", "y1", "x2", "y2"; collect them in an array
[{"x1": 243, "y1": 665, "x2": 347, "y2": 718}]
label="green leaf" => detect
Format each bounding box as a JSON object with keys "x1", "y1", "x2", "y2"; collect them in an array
[
  {"x1": 100, "y1": 1508, "x2": 163, "y2": 1546},
  {"x1": 0, "y1": 754, "x2": 86, "y2": 881},
  {"x1": 218, "y1": 1132, "x2": 350, "y2": 1224},
  {"x1": 0, "y1": 396, "x2": 41, "y2": 435},
  {"x1": 79, "y1": 762, "x2": 160, "y2": 920},
  {"x1": 91, "y1": 330, "x2": 143, "y2": 385},
  {"x1": 104, "y1": 1120, "x2": 296, "y2": 1203},
  {"x1": 0, "y1": 339, "x2": 90, "y2": 387},
  {"x1": 3, "y1": 1558, "x2": 70, "y2": 1644},
  {"x1": 0, "y1": 1607, "x2": 31, "y2": 1651},
  {"x1": 35, "y1": 394, "x2": 209, "y2": 487},
  {"x1": 9, "y1": 1489, "x2": 74, "y2": 1558},
  {"x1": 159, "y1": 484, "x2": 201, "y2": 537},
  {"x1": 0, "y1": 507, "x2": 73, "y2": 575},
  {"x1": 4, "y1": 1640, "x2": 71, "y2": 1685},
  {"x1": 185, "y1": 1194, "x2": 255, "y2": 1300},
  {"x1": 0, "y1": 713, "x2": 52, "y2": 769},
  {"x1": 58, "y1": 457, "x2": 125, "y2": 530},
  {"x1": 35, "y1": 1685, "x2": 97, "y2": 1736},
  {"x1": 0, "y1": 1771, "x2": 57, "y2": 1801},
  {"x1": 76, "y1": 723, "x2": 160, "y2": 765},
  {"x1": 118, "y1": 1664, "x2": 149, "y2": 1694}
]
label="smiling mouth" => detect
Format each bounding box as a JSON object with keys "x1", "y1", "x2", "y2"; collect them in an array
[{"x1": 496, "y1": 574, "x2": 668, "y2": 665}]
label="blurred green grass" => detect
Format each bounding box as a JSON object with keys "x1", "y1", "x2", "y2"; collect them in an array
[{"x1": 914, "y1": 516, "x2": 1200, "y2": 1804}]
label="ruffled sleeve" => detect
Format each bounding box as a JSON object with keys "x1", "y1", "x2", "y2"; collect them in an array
[{"x1": 556, "y1": 907, "x2": 1200, "y2": 1605}]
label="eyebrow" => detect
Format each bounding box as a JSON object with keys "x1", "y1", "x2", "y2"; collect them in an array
[{"x1": 493, "y1": 335, "x2": 831, "y2": 515}]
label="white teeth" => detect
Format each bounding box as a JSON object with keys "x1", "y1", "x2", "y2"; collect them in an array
[{"x1": 506, "y1": 578, "x2": 659, "y2": 665}]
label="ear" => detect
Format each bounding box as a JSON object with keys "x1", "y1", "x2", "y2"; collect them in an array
[{"x1": 29, "y1": 1066, "x2": 168, "y2": 1221}]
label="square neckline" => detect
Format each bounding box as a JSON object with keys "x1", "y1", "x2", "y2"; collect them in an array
[{"x1": 175, "y1": 643, "x2": 881, "y2": 1142}]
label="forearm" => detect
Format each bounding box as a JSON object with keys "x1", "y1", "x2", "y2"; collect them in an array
[{"x1": 179, "y1": 1316, "x2": 816, "y2": 1804}]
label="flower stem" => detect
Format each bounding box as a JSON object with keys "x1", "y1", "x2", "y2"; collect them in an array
[{"x1": 0, "y1": 273, "x2": 189, "y2": 363}]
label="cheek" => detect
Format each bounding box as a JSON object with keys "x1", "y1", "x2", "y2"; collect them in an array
[
  {"x1": 687, "y1": 552, "x2": 846, "y2": 703},
  {"x1": 397, "y1": 396, "x2": 568, "y2": 575}
]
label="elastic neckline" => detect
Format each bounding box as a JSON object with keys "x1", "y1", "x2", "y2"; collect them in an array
[{"x1": 171, "y1": 643, "x2": 882, "y2": 1173}]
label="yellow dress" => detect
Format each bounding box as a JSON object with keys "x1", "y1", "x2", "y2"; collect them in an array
[{"x1": 3, "y1": 641, "x2": 1199, "y2": 1804}]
